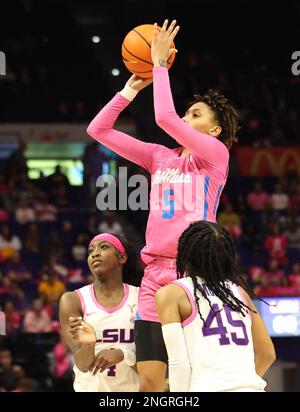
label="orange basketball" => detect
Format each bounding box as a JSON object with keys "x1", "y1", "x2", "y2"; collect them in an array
[{"x1": 122, "y1": 24, "x2": 176, "y2": 79}]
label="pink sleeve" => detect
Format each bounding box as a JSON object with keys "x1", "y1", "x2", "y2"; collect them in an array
[
  {"x1": 87, "y1": 92, "x2": 163, "y2": 172},
  {"x1": 153, "y1": 67, "x2": 229, "y2": 177}
]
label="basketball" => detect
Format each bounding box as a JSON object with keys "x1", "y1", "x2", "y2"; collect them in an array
[{"x1": 121, "y1": 24, "x2": 176, "y2": 78}]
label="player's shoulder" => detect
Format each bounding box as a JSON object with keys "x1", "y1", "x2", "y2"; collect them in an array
[
  {"x1": 60, "y1": 290, "x2": 80, "y2": 306},
  {"x1": 155, "y1": 282, "x2": 187, "y2": 303}
]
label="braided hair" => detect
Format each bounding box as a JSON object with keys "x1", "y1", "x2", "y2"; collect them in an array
[
  {"x1": 193, "y1": 89, "x2": 239, "y2": 150},
  {"x1": 176, "y1": 221, "x2": 256, "y2": 323}
]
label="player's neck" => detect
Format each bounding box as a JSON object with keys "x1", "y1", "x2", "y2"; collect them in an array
[
  {"x1": 93, "y1": 278, "x2": 125, "y2": 308},
  {"x1": 94, "y1": 276, "x2": 124, "y2": 295}
]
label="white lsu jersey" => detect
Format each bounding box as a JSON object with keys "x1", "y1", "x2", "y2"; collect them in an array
[
  {"x1": 174, "y1": 277, "x2": 266, "y2": 392},
  {"x1": 73, "y1": 283, "x2": 139, "y2": 392}
]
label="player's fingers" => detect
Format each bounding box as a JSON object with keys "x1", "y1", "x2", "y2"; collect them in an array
[
  {"x1": 167, "y1": 19, "x2": 177, "y2": 35},
  {"x1": 92, "y1": 361, "x2": 106, "y2": 376},
  {"x1": 152, "y1": 23, "x2": 159, "y2": 40},
  {"x1": 69, "y1": 316, "x2": 82, "y2": 322},
  {"x1": 69, "y1": 320, "x2": 82, "y2": 329},
  {"x1": 170, "y1": 25, "x2": 180, "y2": 42},
  {"x1": 100, "y1": 362, "x2": 111, "y2": 373},
  {"x1": 89, "y1": 355, "x2": 104, "y2": 372},
  {"x1": 161, "y1": 19, "x2": 168, "y2": 32}
]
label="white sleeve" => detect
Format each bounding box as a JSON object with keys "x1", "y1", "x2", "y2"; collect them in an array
[{"x1": 162, "y1": 323, "x2": 191, "y2": 392}]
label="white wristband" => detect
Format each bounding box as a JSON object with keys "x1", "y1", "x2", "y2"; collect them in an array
[
  {"x1": 120, "y1": 84, "x2": 139, "y2": 101},
  {"x1": 119, "y1": 348, "x2": 136, "y2": 366}
]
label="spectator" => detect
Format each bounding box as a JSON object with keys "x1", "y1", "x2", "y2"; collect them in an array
[
  {"x1": 218, "y1": 203, "x2": 241, "y2": 239},
  {"x1": 271, "y1": 182, "x2": 289, "y2": 211},
  {"x1": 52, "y1": 331, "x2": 74, "y2": 392},
  {"x1": 0, "y1": 350, "x2": 16, "y2": 391},
  {"x1": 247, "y1": 181, "x2": 270, "y2": 211},
  {"x1": 264, "y1": 222, "x2": 288, "y2": 266},
  {"x1": 15, "y1": 198, "x2": 36, "y2": 225},
  {"x1": 3, "y1": 301, "x2": 21, "y2": 335},
  {"x1": 71, "y1": 233, "x2": 87, "y2": 262},
  {"x1": 38, "y1": 271, "x2": 65, "y2": 305},
  {"x1": 23, "y1": 298, "x2": 52, "y2": 333},
  {"x1": 3, "y1": 251, "x2": 32, "y2": 284},
  {"x1": 34, "y1": 193, "x2": 57, "y2": 222},
  {"x1": 0, "y1": 224, "x2": 22, "y2": 261},
  {"x1": 85, "y1": 215, "x2": 98, "y2": 237},
  {"x1": 285, "y1": 221, "x2": 300, "y2": 251},
  {"x1": 53, "y1": 184, "x2": 72, "y2": 214},
  {"x1": 47, "y1": 165, "x2": 69, "y2": 188},
  {"x1": 256, "y1": 260, "x2": 292, "y2": 297},
  {"x1": 45, "y1": 232, "x2": 64, "y2": 261},
  {"x1": 98, "y1": 211, "x2": 124, "y2": 237},
  {"x1": 47, "y1": 253, "x2": 68, "y2": 279},
  {"x1": 5, "y1": 282, "x2": 28, "y2": 315},
  {"x1": 11, "y1": 365, "x2": 38, "y2": 392}
]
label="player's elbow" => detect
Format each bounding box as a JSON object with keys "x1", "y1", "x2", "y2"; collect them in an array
[
  {"x1": 75, "y1": 358, "x2": 92, "y2": 373},
  {"x1": 87, "y1": 123, "x2": 108, "y2": 141},
  {"x1": 255, "y1": 345, "x2": 276, "y2": 375},
  {"x1": 154, "y1": 113, "x2": 165, "y2": 127},
  {"x1": 264, "y1": 346, "x2": 276, "y2": 366},
  {"x1": 154, "y1": 109, "x2": 175, "y2": 129},
  {"x1": 87, "y1": 123, "x2": 100, "y2": 139}
]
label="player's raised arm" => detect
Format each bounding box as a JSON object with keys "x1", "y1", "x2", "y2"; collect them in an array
[
  {"x1": 151, "y1": 20, "x2": 236, "y2": 173},
  {"x1": 87, "y1": 75, "x2": 157, "y2": 172},
  {"x1": 59, "y1": 291, "x2": 96, "y2": 372}
]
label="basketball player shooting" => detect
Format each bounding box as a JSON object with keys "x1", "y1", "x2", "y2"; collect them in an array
[{"x1": 87, "y1": 19, "x2": 239, "y2": 391}]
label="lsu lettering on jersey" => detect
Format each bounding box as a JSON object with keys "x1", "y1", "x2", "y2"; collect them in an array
[
  {"x1": 73, "y1": 283, "x2": 139, "y2": 392},
  {"x1": 174, "y1": 277, "x2": 266, "y2": 392}
]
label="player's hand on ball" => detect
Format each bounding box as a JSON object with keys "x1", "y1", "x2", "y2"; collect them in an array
[
  {"x1": 126, "y1": 74, "x2": 153, "y2": 91},
  {"x1": 69, "y1": 316, "x2": 96, "y2": 344},
  {"x1": 152, "y1": 19, "x2": 179, "y2": 67},
  {"x1": 89, "y1": 349, "x2": 124, "y2": 375}
]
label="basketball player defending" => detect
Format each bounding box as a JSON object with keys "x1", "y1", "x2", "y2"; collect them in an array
[
  {"x1": 59, "y1": 233, "x2": 139, "y2": 392},
  {"x1": 87, "y1": 19, "x2": 239, "y2": 391},
  {"x1": 156, "y1": 221, "x2": 276, "y2": 392}
]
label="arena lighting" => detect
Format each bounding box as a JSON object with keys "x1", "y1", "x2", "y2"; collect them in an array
[
  {"x1": 92, "y1": 35, "x2": 101, "y2": 43},
  {"x1": 111, "y1": 68, "x2": 120, "y2": 76}
]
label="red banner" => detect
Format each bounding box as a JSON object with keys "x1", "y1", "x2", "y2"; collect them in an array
[{"x1": 236, "y1": 147, "x2": 300, "y2": 176}]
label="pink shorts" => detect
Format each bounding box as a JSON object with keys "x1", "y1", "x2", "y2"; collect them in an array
[{"x1": 136, "y1": 257, "x2": 177, "y2": 322}]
